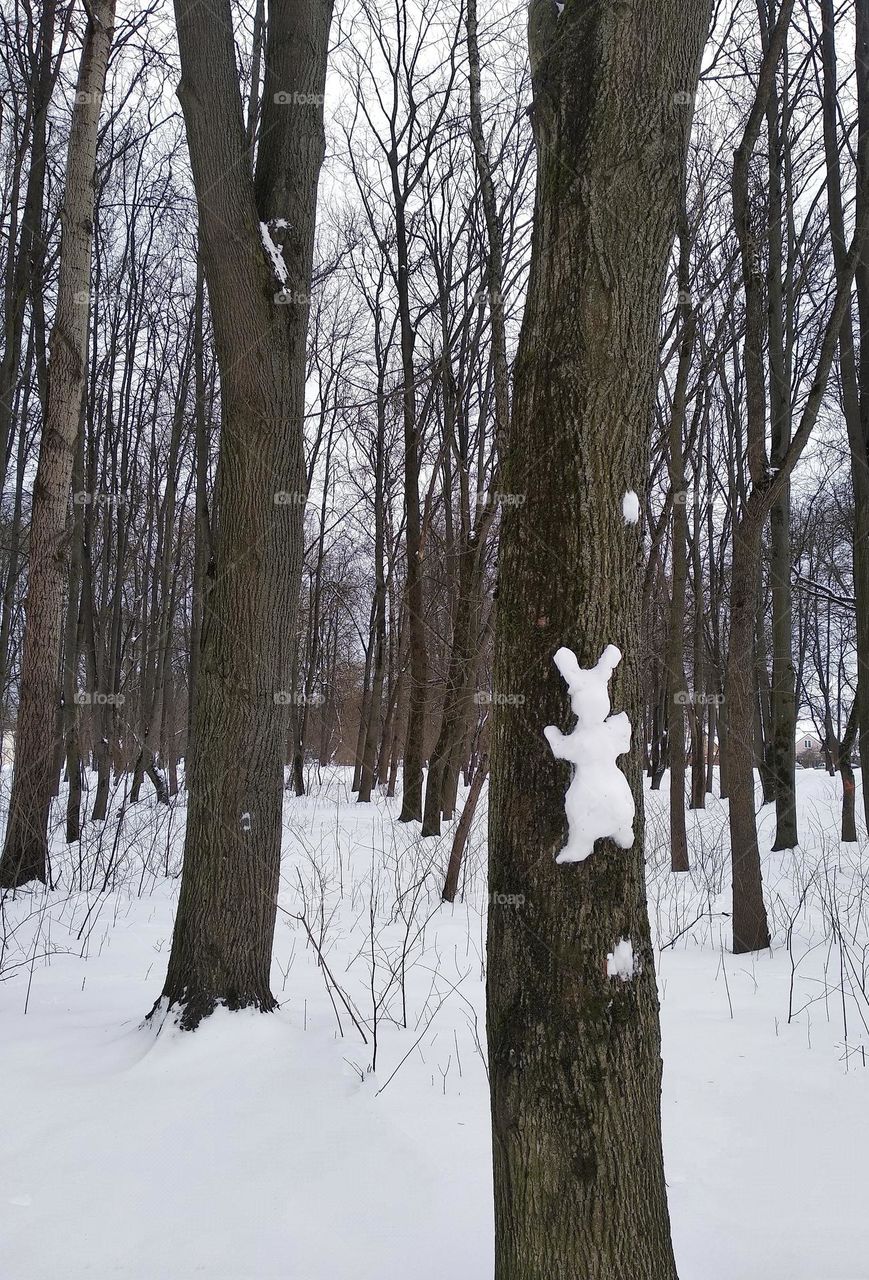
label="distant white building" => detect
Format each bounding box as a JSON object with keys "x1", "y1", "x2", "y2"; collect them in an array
[{"x1": 796, "y1": 733, "x2": 823, "y2": 767}]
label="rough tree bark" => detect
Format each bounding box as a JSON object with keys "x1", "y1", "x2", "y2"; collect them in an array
[
  {"x1": 486, "y1": 1, "x2": 709, "y2": 1276},
  {"x1": 0, "y1": 0, "x2": 116, "y2": 888}
]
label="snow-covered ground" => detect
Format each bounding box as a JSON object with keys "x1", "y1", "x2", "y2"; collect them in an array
[{"x1": 2, "y1": 767, "x2": 868, "y2": 1280}]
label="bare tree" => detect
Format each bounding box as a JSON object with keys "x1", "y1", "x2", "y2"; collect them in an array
[
  {"x1": 486, "y1": 0, "x2": 709, "y2": 1274},
  {"x1": 0, "y1": 0, "x2": 116, "y2": 888},
  {"x1": 151, "y1": 0, "x2": 333, "y2": 1027}
]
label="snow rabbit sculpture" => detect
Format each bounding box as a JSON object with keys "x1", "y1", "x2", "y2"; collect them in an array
[{"x1": 543, "y1": 644, "x2": 635, "y2": 863}]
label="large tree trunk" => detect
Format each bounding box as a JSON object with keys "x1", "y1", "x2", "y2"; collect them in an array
[
  {"x1": 755, "y1": 606, "x2": 776, "y2": 807},
  {"x1": 357, "y1": 413, "x2": 388, "y2": 804},
  {"x1": 394, "y1": 190, "x2": 427, "y2": 823},
  {"x1": 0, "y1": 345, "x2": 34, "y2": 740},
  {"x1": 486, "y1": 2, "x2": 708, "y2": 1276},
  {"x1": 0, "y1": 0, "x2": 59, "y2": 503},
  {"x1": 764, "y1": 9, "x2": 798, "y2": 851},
  {"x1": 62, "y1": 426, "x2": 86, "y2": 844},
  {"x1": 187, "y1": 254, "x2": 212, "y2": 751},
  {"x1": 441, "y1": 750, "x2": 487, "y2": 903},
  {"x1": 132, "y1": 349, "x2": 188, "y2": 807},
  {"x1": 821, "y1": 0, "x2": 869, "y2": 833},
  {"x1": 153, "y1": 0, "x2": 332, "y2": 1027},
  {"x1": 689, "y1": 465, "x2": 707, "y2": 810},
  {"x1": 665, "y1": 215, "x2": 695, "y2": 872},
  {"x1": 724, "y1": 517, "x2": 772, "y2": 953},
  {"x1": 856, "y1": 0, "x2": 869, "y2": 828},
  {"x1": 722, "y1": 5, "x2": 795, "y2": 929},
  {"x1": 0, "y1": 0, "x2": 115, "y2": 889}
]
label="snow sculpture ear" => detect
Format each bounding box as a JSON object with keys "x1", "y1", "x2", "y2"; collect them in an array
[
  {"x1": 596, "y1": 644, "x2": 622, "y2": 677},
  {"x1": 555, "y1": 644, "x2": 621, "y2": 692},
  {"x1": 552, "y1": 645, "x2": 582, "y2": 691}
]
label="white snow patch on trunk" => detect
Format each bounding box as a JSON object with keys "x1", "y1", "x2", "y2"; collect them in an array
[
  {"x1": 260, "y1": 221, "x2": 288, "y2": 285},
  {"x1": 606, "y1": 938, "x2": 637, "y2": 981},
  {"x1": 544, "y1": 644, "x2": 635, "y2": 863},
  {"x1": 622, "y1": 490, "x2": 640, "y2": 524}
]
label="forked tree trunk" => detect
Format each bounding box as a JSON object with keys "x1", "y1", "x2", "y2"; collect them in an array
[
  {"x1": 153, "y1": 0, "x2": 332, "y2": 1027},
  {"x1": 725, "y1": 0, "x2": 864, "y2": 952},
  {"x1": 422, "y1": 537, "x2": 484, "y2": 836},
  {"x1": 441, "y1": 750, "x2": 487, "y2": 903},
  {"x1": 424, "y1": 0, "x2": 504, "y2": 837},
  {"x1": 755, "y1": 620, "x2": 777, "y2": 808},
  {"x1": 486, "y1": 2, "x2": 708, "y2": 1276},
  {"x1": 0, "y1": 0, "x2": 115, "y2": 888}
]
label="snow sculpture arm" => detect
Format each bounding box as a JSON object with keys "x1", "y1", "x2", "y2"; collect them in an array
[{"x1": 542, "y1": 724, "x2": 571, "y2": 760}]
